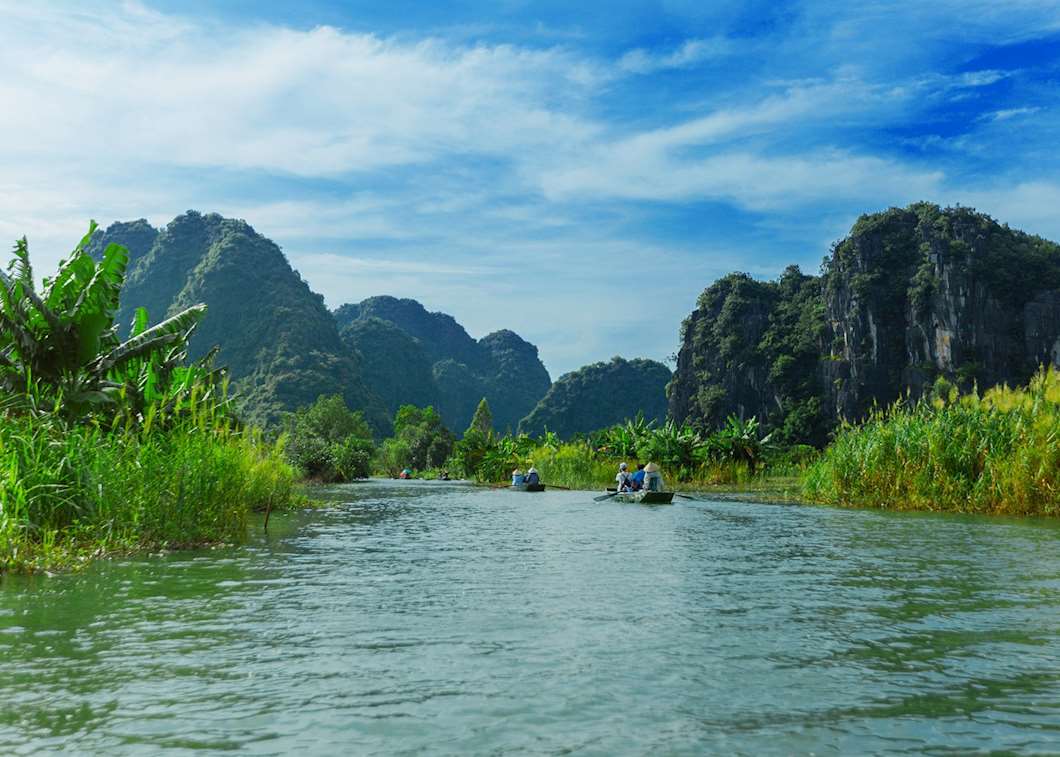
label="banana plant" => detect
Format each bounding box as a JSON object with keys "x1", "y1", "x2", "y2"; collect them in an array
[
  {"x1": 0, "y1": 224, "x2": 213, "y2": 421},
  {"x1": 702, "y1": 415, "x2": 773, "y2": 474}
]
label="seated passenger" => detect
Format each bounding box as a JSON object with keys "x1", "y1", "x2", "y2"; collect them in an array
[
  {"x1": 525, "y1": 467, "x2": 540, "y2": 486},
  {"x1": 615, "y1": 462, "x2": 633, "y2": 491},
  {"x1": 511, "y1": 469, "x2": 525, "y2": 486},
  {"x1": 643, "y1": 462, "x2": 664, "y2": 492},
  {"x1": 630, "y1": 463, "x2": 646, "y2": 491}
]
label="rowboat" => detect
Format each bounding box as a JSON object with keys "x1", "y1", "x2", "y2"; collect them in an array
[
  {"x1": 605, "y1": 488, "x2": 675, "y2": 504},
  {"x1": 511, "y1": 483, "x2": 546, "y2": 492}
]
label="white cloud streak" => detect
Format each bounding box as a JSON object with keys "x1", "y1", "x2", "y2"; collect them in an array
[{"x1": 618, "y1": 37, "x2": 732, "y2": 74}]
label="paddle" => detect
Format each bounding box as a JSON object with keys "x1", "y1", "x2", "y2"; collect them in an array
[
  {"x1": 593, "y1": 491, "x2": 620, "y2": 502},
  {"x1": 674, "y1": 493, "x2": 698, "y2": 501}
]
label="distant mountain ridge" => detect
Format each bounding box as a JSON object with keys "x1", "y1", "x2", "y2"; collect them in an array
[
  {"x1": 89, "y1": 211, "x2": 388, "y2": 430},
  {"x1": 335, "y1": 296, "x2": 551, "y2": 432},
  {"x1": 518, "y1": 357, "x2": 671, "y2": 438}
]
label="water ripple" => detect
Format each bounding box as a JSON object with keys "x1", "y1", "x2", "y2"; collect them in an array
[{"x1": 2, "y1": 481, "x2": 1059, "y2": 754}]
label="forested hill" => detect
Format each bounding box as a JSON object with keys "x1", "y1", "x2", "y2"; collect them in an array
[
  {"x1": 335, "y1": 296, "x2": 551, "y2": 432},
  {"x1": 89, "y1": 212, "x2": 388, "y2": 430},
  {"x1": 518, "y1": 357, "x2": 671, "y2": 438},
  {"x1": 668, "y1": 202, "x2": 1060, "y2": 446}
]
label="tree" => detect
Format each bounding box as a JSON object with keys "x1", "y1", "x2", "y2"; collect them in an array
[
  {"x1": 466, "y1": 397, "x2": 494, "y2": 437},
  {"x1": 0, "y1": 223, "x2": 218, "y2": 422},
  {"x1": 286, "y1": 394, "x2": 375, "y2": 481},
  {"x1": 388, "y1": 404, "x2": 454, "y2": 470}
]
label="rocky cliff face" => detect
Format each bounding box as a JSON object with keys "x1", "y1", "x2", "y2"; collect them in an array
[{"x1": 669, "y1": 203, "x2": 1060, "y2": 443}]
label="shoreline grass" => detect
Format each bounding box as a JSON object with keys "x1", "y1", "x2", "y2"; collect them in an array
[
  {"x1": 0, "y1": 413, "x2": 301, "y2": 574},
  {"x1": 803, "y1": 368, "x2": 1059, "y2": 515}
]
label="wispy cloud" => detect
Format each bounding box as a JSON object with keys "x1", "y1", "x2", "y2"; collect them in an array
[
  {"x1": 618, "y1": 37, "x2": 732, "y2": 74},
  {"x1": 2, "y1": 0, "x2": 1059, "y2": 374},
  {"x1": 981, "y1": 106, "x2": 1042, "y2": 121}
]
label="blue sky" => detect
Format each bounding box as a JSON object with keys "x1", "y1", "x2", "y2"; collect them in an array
[{"x1": 2, "y1": 1, "x2": 1060, "y2": 377}]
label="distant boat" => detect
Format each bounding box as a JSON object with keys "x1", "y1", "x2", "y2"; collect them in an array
[
  {"x1": 511, "y1": 483, "x2": 546, "y2": 492},
  {"x1": 605, "y1": 489, "x2": 675, "y2": 504}
]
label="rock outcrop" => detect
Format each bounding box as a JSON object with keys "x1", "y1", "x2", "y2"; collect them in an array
[{"x1": 669, "y1": 203, "x2": 1060, "y2": 444}]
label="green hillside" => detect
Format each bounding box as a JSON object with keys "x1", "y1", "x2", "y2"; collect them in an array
[
  {"x1": 91, "y1": 212, "x2": 388, "y2": 430},
  {"x1": 518, "y1": 357, "x2": 671, "y2": 438}
]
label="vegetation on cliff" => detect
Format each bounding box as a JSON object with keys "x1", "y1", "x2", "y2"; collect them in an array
[
  {"x1": 336, "y1": 296, "x2": 550, "y2": 432},
  {"x1": 90, "y1": 213, "x2": 388, "y2": 431},
  {"x1": 518, "y1": 357, "x2": 671, "y2": 438},
  {"x1": 1, "y1": 227, "x2": 298, "y2": 572},
  {"x1": 669, "y1": 204, "x2": 1060, "y2": 446}
]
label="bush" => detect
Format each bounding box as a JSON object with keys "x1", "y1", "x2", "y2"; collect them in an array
[
  {"x1": 285, "y1": 394, "x2": 375, "y2": 482},
  {"x1": 803, "y1": 367, "x2": 1060, "y2": 514}
]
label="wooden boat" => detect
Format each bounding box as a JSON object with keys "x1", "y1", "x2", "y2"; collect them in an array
[
  {"x1": 605, "y1": 488, "x2": 675, "y2": 504},
  {"x1": 511, "y1": 483, "x2": 546, "y2": 492}
]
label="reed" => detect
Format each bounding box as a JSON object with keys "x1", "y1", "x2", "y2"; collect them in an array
[
  {"x1": 803, "y1": 367, "x2": 1060, "y2": 514},
  {"x1": 0, "y1": 409, "x2": 298, "y2": 573}
]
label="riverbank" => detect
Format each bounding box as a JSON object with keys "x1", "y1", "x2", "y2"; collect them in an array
[
  {"x1": 803, "y1": 368, "x2": 1059, "y2": 516},
  {"x1": 0, "y1": 414, "x2": 302, "y2": 574}
]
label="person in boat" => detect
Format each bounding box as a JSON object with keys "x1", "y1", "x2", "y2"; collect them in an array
[
  {"x1": 616, "y1": 462, "x2": 633, "y2": 491},
  {"x1": 630, "y1": 463, "x2": 646, "y2": 491},
  {"x1": 643, "y1": 462, "x2": 664, "y2": 492},
  {"x1": 399, "y1": 468, "x2": 412, "y2": 480},
  {"x1": 511, "y1": 468, "x2": 525, "y2": 486},
  {"x1": 524, "y1": 467, "x2": 540, "y2": 486}
]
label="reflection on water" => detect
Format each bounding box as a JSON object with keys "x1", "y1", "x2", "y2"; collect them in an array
[{"x1": 2, "y1": 480, "x2": 1059, "y2": 754}]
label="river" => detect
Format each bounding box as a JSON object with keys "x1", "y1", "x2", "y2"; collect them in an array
[{"x1": 2, "y1": 480, "x2": 1059, "y2": 754}]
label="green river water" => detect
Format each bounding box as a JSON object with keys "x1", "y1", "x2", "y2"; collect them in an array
[{"x1": 2, "y1": 480, "x2": 1059, "y2": 755}]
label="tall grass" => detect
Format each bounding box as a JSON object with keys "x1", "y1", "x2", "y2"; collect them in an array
[
  {"x1": 0, "y1": 410, "x2": 298, "y2": 572},
  {"x1": 803, "y1": 367, "x2": 1060, "y2": 515}
]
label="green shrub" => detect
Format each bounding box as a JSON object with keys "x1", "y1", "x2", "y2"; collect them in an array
[{"x1": 803, "y1": 368, "x2": 1060, "y2": 514}]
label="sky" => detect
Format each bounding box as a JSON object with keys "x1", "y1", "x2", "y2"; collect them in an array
[{"x1": 2, "y1": 1, "x2": 1060, "y2": 378}]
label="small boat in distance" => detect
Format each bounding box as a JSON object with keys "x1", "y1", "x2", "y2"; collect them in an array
[
  {"x1": 605, "y1": 488, "x2": 675, "y2": 504},
  {"x1": 511, "y1": 483, "x2": 546, "y2": 492}
]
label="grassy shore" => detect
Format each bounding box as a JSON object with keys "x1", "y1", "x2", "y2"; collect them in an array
[
  {"x1": 0, "y1": 413, "x2": 300, "y2": 573},
  {"x1": 803, "y1": 368, "x2": 1059, "y2": 515}
]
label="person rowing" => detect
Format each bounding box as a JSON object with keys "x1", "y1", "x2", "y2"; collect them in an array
[
  {"x1": 525, "y1": 467, "x2": 540, "y2": 486},
  {"x1": 643, "y1": 462, "x2": 664, "y2": 492},
  {"x1": 511, "y1": 469, "x2": 525, "y2": 486}
]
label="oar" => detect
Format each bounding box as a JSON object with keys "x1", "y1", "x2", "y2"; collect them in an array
[
  {"x1": 593, "y1": 491, "x2": 620, "y2": 502},
  {"x1": 547, "y1": 484, "x2": 572, "y2": 490},
  {"x1": 674, "y1": 493, "x2": 698, "y2": 501}
]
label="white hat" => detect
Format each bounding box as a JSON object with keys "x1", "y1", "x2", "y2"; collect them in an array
[
  {"x1": 528, "y1": 467, "x2": 537, "y2": 473},
  {"x1": 619, "y1": 462, "x2": 628, "y2": 470},
  {"x1": 644, "y1": 462, "x2": 660, "y2": 473}
]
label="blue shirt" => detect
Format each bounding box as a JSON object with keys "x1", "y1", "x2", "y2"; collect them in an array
[{"x1": 631, "y1": 469, "x2": 646, "y2": 486}]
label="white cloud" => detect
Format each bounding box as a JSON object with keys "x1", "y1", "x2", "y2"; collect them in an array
[
  {"x1": 618, "y1": 37, "x2": 731, "y2": 74},
  {"x1": 3, "y1": 0, "x2": 1059, "y2": 375},
  {"x1": 0, "y1": 7, "x2": 604, "y2": 178},
  {"x1": 982, "y1": 106, "x2": 1042, "y2": 122}
]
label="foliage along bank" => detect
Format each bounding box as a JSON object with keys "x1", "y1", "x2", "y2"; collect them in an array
[
  {"x1": 0, "y1": 226, "x2": 299, "y2": 573},
  {"x1": 804, "y1": 368, "x2": 1060, "y2": 515}
]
